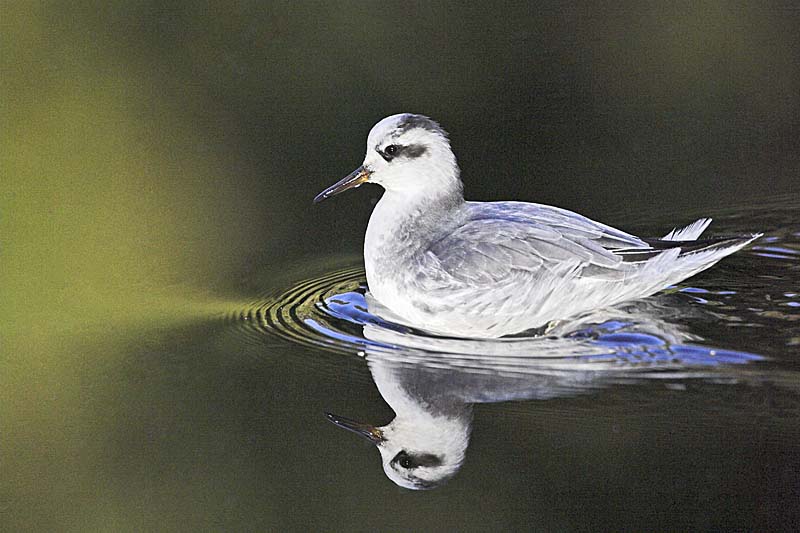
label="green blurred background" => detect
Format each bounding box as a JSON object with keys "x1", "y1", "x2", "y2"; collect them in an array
[{"x1": 2, "y1": 2, "x2": 799, "y2": 530}]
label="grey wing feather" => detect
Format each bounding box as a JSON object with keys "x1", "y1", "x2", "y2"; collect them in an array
[
  {"x1": 476, "y1": 202, "x2": 647, "y2": 250},
  {"x1": 427, "y1": 202, "x2": 647, "y2": 285}
]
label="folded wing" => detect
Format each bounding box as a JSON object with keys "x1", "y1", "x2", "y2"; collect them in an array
[{"x1": 426, "y1": 202, "x2": 648, "y2": 286}]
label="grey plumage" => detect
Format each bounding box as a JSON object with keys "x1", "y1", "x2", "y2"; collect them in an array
[{"x1": 316, "y1": 114, "x2": 761, "y2": 338}]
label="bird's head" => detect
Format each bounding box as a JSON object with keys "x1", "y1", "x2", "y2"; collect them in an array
[{"x1": 314, "y1": 113, "x2": 461, "y2": 203}]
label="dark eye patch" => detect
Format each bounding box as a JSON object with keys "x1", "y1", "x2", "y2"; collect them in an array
[
  {"x1": 391, "y1": 450, "x2": 443, "y2": 469},
  {"x1": 377, "y1": 143, "x2": 427, "y2": 162}
]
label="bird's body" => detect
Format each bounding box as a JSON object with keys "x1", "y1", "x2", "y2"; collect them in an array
[{"x1": 315, "y1": 114, "x2": 760, "y2": 338}]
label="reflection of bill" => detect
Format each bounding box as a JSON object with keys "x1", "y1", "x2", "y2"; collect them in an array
[{"x1": 326, "y1": 299, "x2": 763, "y2": 490}]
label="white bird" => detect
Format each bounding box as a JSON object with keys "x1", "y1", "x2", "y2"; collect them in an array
[{"x1": 315, "y1": 113, "x2": 760, "y2": 338}]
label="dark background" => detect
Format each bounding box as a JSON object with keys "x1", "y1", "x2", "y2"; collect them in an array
[{"x1": 6, "y1": 2, "x2": 799, "y2": 289}]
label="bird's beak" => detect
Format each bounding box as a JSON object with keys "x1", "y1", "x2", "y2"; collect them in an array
[
  {"x1": 313, "y1": 166, "x2": 372, "y2": 204},
  {"x1": 325, "y1": 412, "x2": 384, "y2": 445}
]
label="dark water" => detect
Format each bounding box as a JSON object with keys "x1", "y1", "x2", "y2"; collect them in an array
[
  {"x1": 5, "y1": 4, "x2": 800, "y2": 531},
  {"x1": 9, "y1": 200, "x2": 799, "y2": 532}
]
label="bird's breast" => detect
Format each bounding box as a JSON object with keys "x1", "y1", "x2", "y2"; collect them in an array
[
  {"x1": 364, "y1": 198, "x2": 440, "y2": 313},
  {"x1": 365, "y1": 214, "x2": 421, "y2": 300}
]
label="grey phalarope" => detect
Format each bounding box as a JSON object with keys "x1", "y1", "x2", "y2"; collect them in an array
[{"x1": 315, "y1": 114, "x2": 760, "y2": 338}]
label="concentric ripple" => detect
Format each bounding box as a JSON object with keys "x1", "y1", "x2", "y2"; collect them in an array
[{"x1": 229, "y1": 266, "x2": 371, "y2": 353}]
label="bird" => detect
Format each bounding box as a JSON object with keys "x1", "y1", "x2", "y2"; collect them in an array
[{"x1": 314, "y1": 113, "x2": 760, "y2": 338}]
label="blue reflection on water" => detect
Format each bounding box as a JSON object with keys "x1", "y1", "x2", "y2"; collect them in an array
[{"x1": 309, "y1": 289, "x2": 763, "y2": 368}]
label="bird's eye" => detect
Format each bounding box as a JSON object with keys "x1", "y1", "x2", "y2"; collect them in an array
[
  {"x1": 385, "y1": 144, "x2": 398, "y2": 156},
  {"x1": 393, "y1": 450, "x2": 415, "y2": 469}
]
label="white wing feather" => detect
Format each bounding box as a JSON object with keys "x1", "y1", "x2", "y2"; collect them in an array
[{"x1": 662, "y1": 218, "x2": 712, "y2": 241}]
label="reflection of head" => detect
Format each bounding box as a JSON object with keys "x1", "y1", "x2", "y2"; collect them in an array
[
  {"x1": 376, "y1": 411, "x2": 470, "y2": 490},
  {"x1": 326, "y1": 369, "x2": 472, "y2": 491}
]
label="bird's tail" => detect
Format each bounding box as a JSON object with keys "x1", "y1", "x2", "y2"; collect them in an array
[
  {"x1": 646, "y1": 217, "x2": 761, "y2": 258},
  {"x1": 632, "y1": 225, "x2": 762, "y2": 296},
  {"x1": 615, "y1": 218, "x2": 760, "y2": 263},
  {"x1": 610, "y1": 218, "x2": 761, "y2": 296},
  {"x1": 662, "y1": 218, "x2": 713, "y2": 241}
]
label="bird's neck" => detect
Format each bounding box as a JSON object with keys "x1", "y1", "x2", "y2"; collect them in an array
[
  {"x1": 363, "y1": 179, "x2": 465, "y2": 310},
  {"x1": 366, "y1": 185, "x2": 464, "y2": 250},
  {"x1": 370, "y1": 358, "x2": 473, "y2": 438}
]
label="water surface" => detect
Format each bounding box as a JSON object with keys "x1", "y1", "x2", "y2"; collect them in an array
[{"x1": 6, "y1": 196, "x2": 800, "y2": 531}]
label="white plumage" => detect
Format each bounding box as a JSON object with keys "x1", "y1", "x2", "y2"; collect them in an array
[{"x1": 315, "y1": 114, "x2": 760, "y2": 338}]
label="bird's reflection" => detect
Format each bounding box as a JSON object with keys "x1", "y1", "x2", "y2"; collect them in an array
[{"x1": 324, "y1": 294, "x2": 764, "y2": 490}]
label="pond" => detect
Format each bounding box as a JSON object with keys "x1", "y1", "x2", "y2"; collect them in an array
[
  {"x1": 8, "y1": 189, "x2": 798, "y2": 531},
  {"x1": 4, "y1": 4, "x2": 800, "y2": 531}
]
